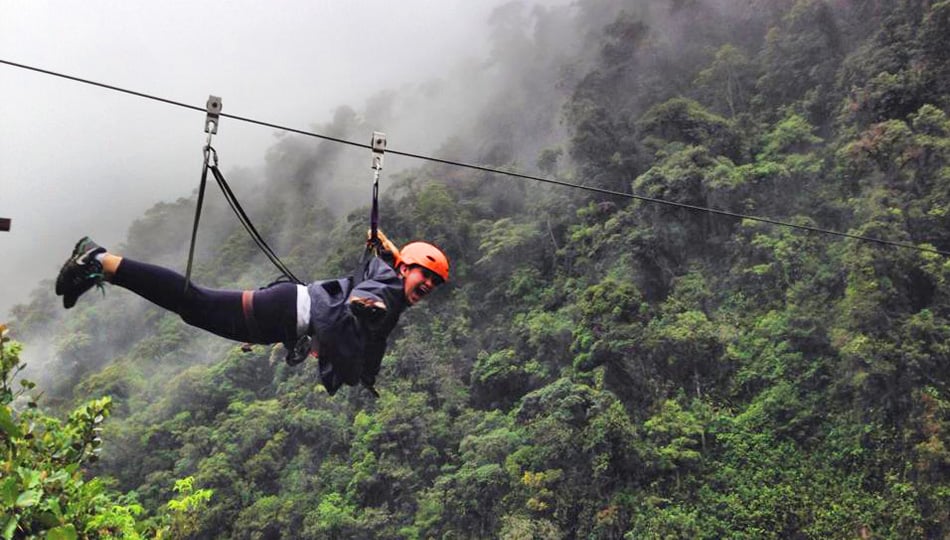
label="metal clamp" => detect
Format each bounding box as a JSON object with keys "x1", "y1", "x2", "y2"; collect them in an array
[
  {"x1": 205, "y1": 95, "x2": 222, "y2": 135},
  {"x1": 371, "y1": 131, "x2": 386, "y2": 170}
]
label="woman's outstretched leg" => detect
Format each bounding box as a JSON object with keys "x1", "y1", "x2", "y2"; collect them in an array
[{"x1": 56, "y1": 237, "x2": 301, "y2": 344}]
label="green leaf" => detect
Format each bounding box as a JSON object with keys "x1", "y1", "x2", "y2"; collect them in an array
[
  {"x1": 15, "y1": 489, "x2": 41, "y2": 508},
  {"x1": 0, "y1": 406, "x2": 19, "y2": 438},
  {"x1": 0, "y1": 477, "x2": 17, "y2": 506},
  {"x1": 19, "y1": 469, "x2": 41, "y2": 489},
  {"x1": 3, "y1": 516, "x2": 17, "y2": 540},
  {"x1": 45, "y1": 469, "x2": 69, "y2": 485},
  {"x1": 45, "y1": 524, "x2": 77, "y2": 540},
  {"x1": 47, "y1": 498, "x2": 63, "y2": 520}
]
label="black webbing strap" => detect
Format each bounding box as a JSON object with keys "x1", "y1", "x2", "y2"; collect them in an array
[
  {"x1": 358, "y1": 170, "x2": 382, "y2": 288},
  {"x1": 370, "y1": 178, "x2": 379, "y2": 248},
  {"x1": 369, "y1": 131, "x2": 385, "y2": 252},
  {"x1": 183, "y1": 148, "x2": 212, "y2": 292},
  {"x1": 184, "y1": 145, "x2": 304, "y2": 288},
  {"x1": 349, "y1": 245, "x2": 374, "y2": 296},
  {"x1": 208, "y1": 163, "x2": 304, "y2": 284}
]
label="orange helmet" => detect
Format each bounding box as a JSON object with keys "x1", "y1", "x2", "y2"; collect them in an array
[{"x1": 398, "y1": 241, "x2": 450, "y2": 282}]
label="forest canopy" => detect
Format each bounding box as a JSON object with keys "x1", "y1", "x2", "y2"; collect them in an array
[{"x1": 6, "y1": 0, "x2": 950, "y2": 538}]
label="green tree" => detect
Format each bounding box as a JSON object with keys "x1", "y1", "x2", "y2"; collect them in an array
[
  {"x1": 694, "y1": 44, "x2": 757, "y2": 118},
  {"x1": 1, "y1": 327, "x2": 216, "y2": 539},
  {"x1": 1, "y1": 326, "x2": 133, "y2": 539}
]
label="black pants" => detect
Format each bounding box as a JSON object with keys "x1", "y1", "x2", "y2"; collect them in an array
[{"x1": 112, "y1": 258, "x2": 299, "y2": 344}]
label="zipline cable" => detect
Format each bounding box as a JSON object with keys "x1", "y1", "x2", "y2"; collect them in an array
[
  {"x1": 0, "y1": 59, "x2": 365, "y2": 150},
  {"x1": 383, "y1": 149, "x2": 950, "y2": 257},
  {"x1": 3, "y1": 58, "x2": 949, "y2": 258}
]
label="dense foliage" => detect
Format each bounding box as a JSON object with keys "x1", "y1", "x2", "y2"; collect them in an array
[
  {"x1": 8, "y1": 0, "x2": 950, "y2": 537},
  {"x1": 0, "y1": 326, "x2": 212, "y2": 538}
]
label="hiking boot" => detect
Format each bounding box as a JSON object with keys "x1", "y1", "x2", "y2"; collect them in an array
[
  {"x1": 55, "y1": 237, "x2": 106, "y2": 309},
  {"x1": 348, "y1": 296, "x2": 387, "y2": 324}
]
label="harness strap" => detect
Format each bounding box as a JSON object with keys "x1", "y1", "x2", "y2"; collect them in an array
[
  {"x1": 241, "y1": 290, "x2": 262, "y2": 342},
  {"x1": 370, "y1": 179, "x2": 379, "y2": 248},
  {"x1": 368, "y1": 131, "x2": 385, "y2": 253},
  {"x1": 184, "y1": 148, "x2": 213, "y2": 292},
  {"x1": 210, "y1": 163, "x2": 304, "y2": 285}
]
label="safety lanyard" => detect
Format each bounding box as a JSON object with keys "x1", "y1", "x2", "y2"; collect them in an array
[
  {"x1": 184, "y1": 95, "x2": 390, "y2": 290},
  {"x1": 369, "y1": 131, "x2": 386, "y2": 253},
  {"x1": 183, "y1": 96, "x2": 222, "y2": 291},
  {"x1": 184, "y1": 96, "x2": 304, "y2": 289}
]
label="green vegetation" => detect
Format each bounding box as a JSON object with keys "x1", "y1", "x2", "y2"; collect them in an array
[
  {"x1": 8, "y1": 0, "x2": 950, "y2": 537},
  {"x1": 1, "y1": 326, "x2": 212, "y2": 538}
]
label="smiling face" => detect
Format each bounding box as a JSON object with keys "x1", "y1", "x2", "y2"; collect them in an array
[{"x1": 400, "y1": 264, "x2": 445, "y2": 305}]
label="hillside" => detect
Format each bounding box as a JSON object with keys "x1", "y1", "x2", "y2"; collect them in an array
[{"x1": 6, "y1": 0, "x2": 950, "y2": 538}]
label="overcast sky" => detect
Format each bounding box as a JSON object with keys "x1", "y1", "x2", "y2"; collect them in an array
[{"x1": 0, "y1": 0, "x2": 553, "y2": 320}]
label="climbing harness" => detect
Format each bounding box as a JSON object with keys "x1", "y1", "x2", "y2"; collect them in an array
[
  {"x1": 185, "y1": 99, "x2": 387, "y2": 289},
  {"x1": 180, "y1": 94, "x2": 392, "y2": 393},
  {"x1": 184, "y1": 95, "x2": 303, "y2": 290}
]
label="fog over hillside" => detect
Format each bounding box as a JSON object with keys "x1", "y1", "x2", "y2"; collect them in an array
[{"x1": 0, "y1": 0, "x2": 575, "y2": 320}]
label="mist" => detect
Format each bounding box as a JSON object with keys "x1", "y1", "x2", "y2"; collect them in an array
[
  {"x1": 0, "y1": 0, "x2": 574, "y2": 321},
  {"x1": 1, "y1": 0, "x2": 587, "y2": 393}
]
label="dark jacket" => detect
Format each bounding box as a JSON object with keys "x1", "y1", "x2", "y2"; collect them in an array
[{"x1": 306, "y1": 257, "x2": 407, "y2": 394}]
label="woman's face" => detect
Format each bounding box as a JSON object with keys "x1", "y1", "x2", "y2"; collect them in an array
[{"x1": 400, "y1": 264, "x2": 444, "y2": 305}]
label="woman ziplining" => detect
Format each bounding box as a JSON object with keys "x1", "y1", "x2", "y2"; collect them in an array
[
  {"x1": 53, "y1": 108, "x2": 448, "y2": 397},
  {"x1": 53, "y1": 232, "x2": 449, "y2": 397}
]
